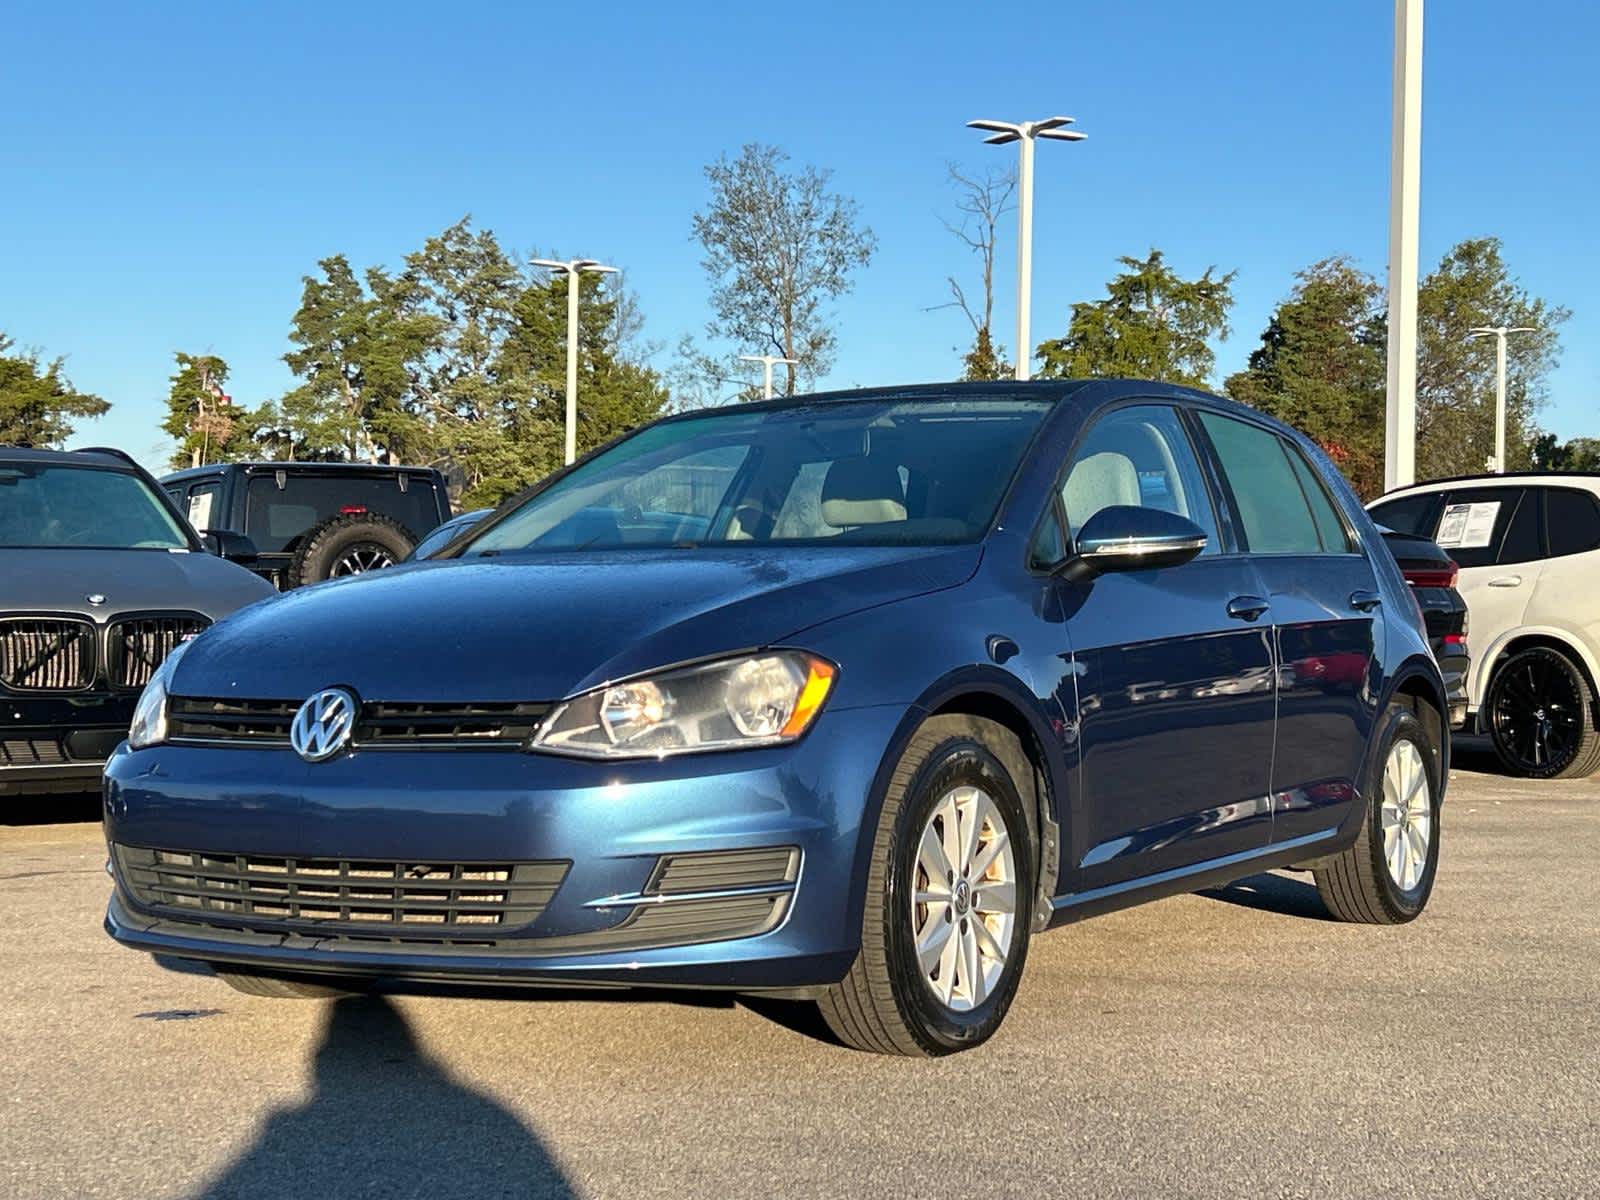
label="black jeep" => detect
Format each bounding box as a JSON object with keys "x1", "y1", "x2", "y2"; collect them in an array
[{"x1": 160, "y1": 462, "x2": 451, "y2": 589}]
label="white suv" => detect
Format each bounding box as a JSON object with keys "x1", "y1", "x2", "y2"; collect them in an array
[{"x1": 1370, "y1": 474, "x2": 1600, "y2": 779}]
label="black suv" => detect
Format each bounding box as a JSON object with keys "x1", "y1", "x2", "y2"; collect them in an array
[
  {"x1": 1, "y1": 446, "x2": 275, "y2": 797},
  {"x1": 160, "y1": 462, "x2": 451, "y2": 589}
]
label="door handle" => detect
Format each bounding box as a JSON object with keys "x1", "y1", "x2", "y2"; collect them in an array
[
  {"x1": 1226, "y1": 595, "x2": 1269, "y2": 622},
  {"x1": 1487, "y1": 575, "x2": 1522, "y2": 588},
  {"x1": 1349, "y1": 589, "x2": 1382, "y2": 612}
]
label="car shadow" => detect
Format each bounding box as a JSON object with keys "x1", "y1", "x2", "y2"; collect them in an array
[
  {"x1": 1195, "y1": 871, "x2": 1334, "y2": 921},
  {"x1": 2, "y1": 789, "x2": 102, "y2": 826},
  {"x1": 186, "y1": 995, "x2": 577, "y2": 1199}
]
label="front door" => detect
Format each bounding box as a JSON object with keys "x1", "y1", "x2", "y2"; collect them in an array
[{"x1": 1052, "y1": 404, "x2": 1276, "y2": 893}]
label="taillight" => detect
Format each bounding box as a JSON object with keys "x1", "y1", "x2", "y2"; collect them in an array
[
  {"x1": 1442, "y1": 633, "x2": 1466, "y2": 646},
  {"x1": 339, "y1": 505, "x2": 368, "y2": 515},
  {"x1": 1402, "y1": 561, "x2": 1458, "y2": 589}
]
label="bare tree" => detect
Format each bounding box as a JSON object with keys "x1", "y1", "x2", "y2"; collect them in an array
[
  {"x1": 936, "y1": 163, "x2": 1015, "y2": 380},
  {"x1": 691, "y1": 143, "x2": 876, "y2": 396}
]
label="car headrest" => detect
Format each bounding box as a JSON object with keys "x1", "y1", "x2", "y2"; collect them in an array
[
  {"x1": 1063, "y1": 451, "x2": 1141, "y2": 534},
  {"x1": 820, "y1": 456, "x2": 907, "y2": 527}
]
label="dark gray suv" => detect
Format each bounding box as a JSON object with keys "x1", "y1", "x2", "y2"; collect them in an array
[{"x1": 1, "y1": 446, "x2": 274, "y2": 798}]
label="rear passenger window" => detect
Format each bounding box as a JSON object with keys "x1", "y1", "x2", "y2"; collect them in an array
[
  {"x1": 1432, "y1": 487, "x2": 1524, "y2": 569},
  {"x1": 1198, "y1": 412, "x2": 1336, "y2": 554},
  {"x1": 1545, "y1": 488, "x2": 1600, "y2": 557}
]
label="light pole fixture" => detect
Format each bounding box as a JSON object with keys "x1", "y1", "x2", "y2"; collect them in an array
[
  {"x1": 531, "y1": 257, "x2": 619, "y2": 465},
  {"x1": 1468, "y1": 325, "x2": 1537, "y2": 473},
  {"x1": 966, "y1": 115, "x2": 1085, "y2": 382},
  {"x1": 738, "y1": 354, "x2": 799, "y2": 400},
  {"x1": 1385, "y1": 0, "x2": 1424, "y2": 491}
]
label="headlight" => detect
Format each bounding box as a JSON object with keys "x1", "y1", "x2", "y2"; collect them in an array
[
  {"x1": 531, "y1": 651, "x2": 837, "y2": 759},
  {"x1": 127, "y1": 641, "x2": 188, "y2": 750}
]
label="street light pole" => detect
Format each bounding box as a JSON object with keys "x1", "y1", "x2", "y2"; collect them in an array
[
  {"x1": 531, "y1": 257, "x2": 619, "y2": 465},
  {"x1": 1384, "y1": 0, "x2": 1424, "y2": 491},
  {"x1": 738, "y1": 354, "x2": 799, "y2": 400},
  {"x1": 1468, "y1": 325, "x2": 1537, "y2": 473},
  {"x1": 967, "y1": 115, "x2": 1086, "y2": 381}
]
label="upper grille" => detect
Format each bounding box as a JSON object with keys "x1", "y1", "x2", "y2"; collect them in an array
[
  {"x1": 114, "y1": 845, "x2": 568, "y2": 939},
  {"x1": 107, "y1": 615, "x2": 209, "y2": 690},
  {"x1": 167, "y1": 697, "x2": 552, "y2": 749},
  {"x1": 0, "y1": 618, "x2": 96, "y2": 691}
]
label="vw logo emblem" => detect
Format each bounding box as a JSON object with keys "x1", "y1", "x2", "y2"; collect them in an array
[{"x1": 290, "y1": 687, "x2": 359, "y2": 763}]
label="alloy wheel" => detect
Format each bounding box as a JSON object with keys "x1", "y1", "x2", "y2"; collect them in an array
[
  {"x1": 330, "y1": 545, "x2": 397, "y2": 576},
  {"x1": 911, "y1": 785, "x2": 1017, "y2": 1012},
  {"x1": 1490, "y1": 655, "x2": 1583, "y2": 772},
  {"x1": 1380, "y1": 739, "x2": 1431, "y2": 892}
]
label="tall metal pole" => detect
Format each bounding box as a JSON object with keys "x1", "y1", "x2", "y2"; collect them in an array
[
  {"x1": 532, "y1": 257, "x2": 618, "y2": 466},
  {"x1": 967, "y1": 116, "x2": 1085, "y2": 384},
  {"x1": 1384, "y1": 0, "x2": 1423, "y2": 491},
  {"x1": 1468, "y1": 326, "x2": 1536, "y2": 473},
  {"x1": 1014, "y1": 134, "x2": 1035, "y2": 381},
  {"x1": 564, "y1": 275, "x2": 580, "y2": 466},
  {"x1": 738, "y1": 355, "x2": 798, "y2": 399}
]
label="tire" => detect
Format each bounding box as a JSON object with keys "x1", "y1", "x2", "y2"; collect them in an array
[
  {"x1": 215, "y1": 969, "x2": 364, "y2": 999},
  {"x1": 818, "y1": 715, "x2": 1036, "y2": 1056},
  {"x1": 1313, "y1": 701, "x2": 1441, "y2": 924},
  {"x1": 1485, "y1": 646, "x2": 1600, "y2": 780},
  {"x1": 283, "y1": 513, "x2": 416, "y2": 588}
]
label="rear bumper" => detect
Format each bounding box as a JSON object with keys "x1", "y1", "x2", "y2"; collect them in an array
[
  {"x1": 102, "y1": 704, "x2": 906, "y2": 991},
  {"x1": 1434, "y1": 645, "x2": 1470, "y2": 730}
]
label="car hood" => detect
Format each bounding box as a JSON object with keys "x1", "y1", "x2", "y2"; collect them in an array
[
  {"x1": 3, "y1": 548, "x2": 276, "y2": 620},
  {"x1": 171, "y1": 544, "x2": 982, "y2": 702}
]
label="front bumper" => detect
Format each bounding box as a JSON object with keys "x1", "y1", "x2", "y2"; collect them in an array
[
  {"x1": 2, "y1": 694, "x2": 133, "y2": 796},
  {"x1": 102, "y1": 704, "x2": 907, "y2": 991}
]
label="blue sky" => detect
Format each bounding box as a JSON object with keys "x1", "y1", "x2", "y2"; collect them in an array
[{"x1": 3, "y1": 0, "x2": 1596, "y2": 470}]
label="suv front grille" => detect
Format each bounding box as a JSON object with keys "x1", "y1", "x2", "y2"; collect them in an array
[
  {"x1": 167, "y1": 697, "x2": 552, "y2": 749},
  {"x1": 1, "y1": 737, "x2": 68, "y2": 766},
  {"x1": 0, "y1": 618, "x2": 96, "y2": 691},
  {"x1": 107, "y1": 616, "x2": 210, "y2": 690},
  {"x1": 114, "y1": 846, "x2": 568, "y2": 938}
]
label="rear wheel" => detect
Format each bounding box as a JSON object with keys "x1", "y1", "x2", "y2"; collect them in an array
[
  {"x1": 818, "y1": 715, "x2": 1035, "y2": 1056},
  {"x1": 1314, "y1": 701, "x2": 1441, "y2": 924},
  {"x1": 216, "y1": 970, "x2": 365, "y2": 999},
  {"x1": 1486, "y1": 646, "x2": 1600, "y2": 779}
]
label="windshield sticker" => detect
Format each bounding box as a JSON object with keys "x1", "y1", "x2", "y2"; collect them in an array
[{"x1": 1435, "y1": 500, "x2": 1500, "y2": 549}]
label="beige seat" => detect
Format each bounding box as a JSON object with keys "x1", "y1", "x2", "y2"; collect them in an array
[{"x1": 1062, "y1": 451, "x2": 1140, "y2": 537}]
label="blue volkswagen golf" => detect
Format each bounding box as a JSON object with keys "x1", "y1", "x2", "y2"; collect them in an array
[{"x1": 104, "y1": 381, "x2": 1448, "y2": 1056}]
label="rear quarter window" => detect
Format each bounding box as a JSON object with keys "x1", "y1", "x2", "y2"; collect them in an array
[{"x1": 1545, "y1": 487, "x2": 1600, "y2": 558}]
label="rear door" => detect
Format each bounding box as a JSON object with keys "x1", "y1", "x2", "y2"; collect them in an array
[{"x1": 1194, "y1": 411, "x2": 1381, "y2": 849}]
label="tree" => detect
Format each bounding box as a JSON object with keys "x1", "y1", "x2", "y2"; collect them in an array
[
  {"x1": 1414, "y1": 237, "x2": 1569, "y2": 478},
  {"x1": 1226, "y1": 258, "x2": 1388, "y2": 497},
  {"x1": 937, "y1": 163, "x2": 1015, "y2": 381},
  {"x1": 691, "y1": 143, "x2": 876, "y2": 395},
  {"x1": 1531, "y1": 433, "x2": 1600, "y2": 472},
  {"x1": 0, "y1": 334, "x2": 109, "y2": 447},
  {"x1": 161, "y1": 353, "x2": 269, "y2": 469},
  {"x1": 1036, "y1": 250, "x2": 1236, "y2": 387}
]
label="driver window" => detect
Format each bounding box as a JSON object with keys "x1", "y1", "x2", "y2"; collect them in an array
[{"x1": 1058, "y1": 405, "x2": 1220, "y2": 554}]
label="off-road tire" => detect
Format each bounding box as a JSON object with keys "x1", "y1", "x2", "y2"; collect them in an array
[
  {"x1": 1485, "y1": 646, "x2": 1600, "y2": 780},
  {"x1": 1314, "y1": 701, "x2": 1441, "y2": 924},
  {"x1": 283, "y1": 513, "x2": 416, "y2": 588},
  {"x1": 215, "y1": 970, "x2": 365, "y2": 999},
  {"x1": 818, "y1": 715, "x2": 1036, "y2": 1056}
]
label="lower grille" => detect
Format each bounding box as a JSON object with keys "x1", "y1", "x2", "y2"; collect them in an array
[
  {"x1": 114, "y1": 846, "x2": 568, "y2": 939},
  {"x1": 108, "y1": 615, "x2": 209, "y2": 690},
  {"x1": 649, "y1": 847, "x2": 800, "y2": 894},
  {"x1": 0, "y1": 618, "x2": 96, "y2": 691},
  {"x1": 1, "y1": 738, "x2": 67, "y2": 766}
]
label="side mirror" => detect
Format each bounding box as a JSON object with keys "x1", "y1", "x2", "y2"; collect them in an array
[
  {"x1": 200, "y1": 529, "x2": 259, "y2": 564},
  {"x1": 1056, "y1": 506, "x2": 1207, "y2": 579}
]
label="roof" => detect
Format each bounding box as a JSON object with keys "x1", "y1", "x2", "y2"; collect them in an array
[
  {"x1": 1378, "y1": 471, "x2": 1600, "y2": 498},
  {"x1": 0, "y1": 445, "x2": 140, "y2": 470},
  {"x1": 161, "y1": 461, "x2": 445, "y2": 484}
]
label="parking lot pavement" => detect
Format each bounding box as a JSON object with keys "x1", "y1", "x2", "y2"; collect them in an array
[{"x1": 2, "y1": 757, "x2": 1595, "y2": 1200}]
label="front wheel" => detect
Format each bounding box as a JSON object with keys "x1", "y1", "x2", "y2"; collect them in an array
[
  {"x1": 1485, "y1": 646, "x2": 1600, "y2": 779},
  {"x1": 1314, "y1": 701, "x2": 1441, "y2": 924},
  {"x1": 818, "y1": 715, "x2": 1035, "y2": 1056}
]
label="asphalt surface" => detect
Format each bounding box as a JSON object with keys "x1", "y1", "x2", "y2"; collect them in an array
[{"x1": 3, "y1": 752, "x2": 1596, "y2": 1199}]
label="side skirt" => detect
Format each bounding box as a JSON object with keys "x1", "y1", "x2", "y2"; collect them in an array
[{"x1": 1045, "y1": 829, "x2": 1341, "y2": 928}]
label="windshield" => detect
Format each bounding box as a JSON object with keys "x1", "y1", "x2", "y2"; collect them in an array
[
  {"x1": 463, "y1": 397, "x2": 1052, "y2": 555},
  {"x1": 0, "y1": 465, "x2": 191, "y2": 550}
]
